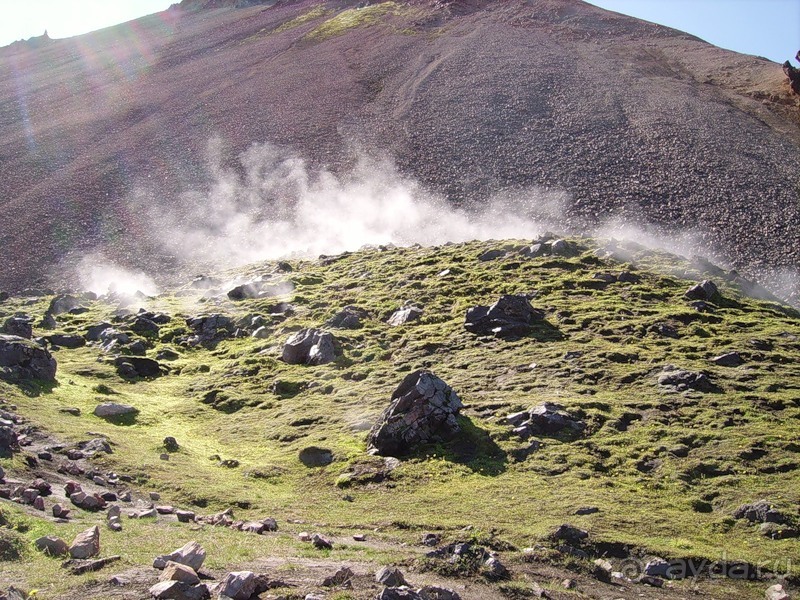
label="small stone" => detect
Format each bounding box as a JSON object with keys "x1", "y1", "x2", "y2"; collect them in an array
[
  {"x1": 299, "y1": 532, "x2": 312, "y2": 542},
  {"x1": 163, "y1": 437, "x2": 179, "y2": 452},
  {"x1": 353, "y1": 533, "x2": 367, "y2": 541},
  {"x1": 156, "y1": 505, "x2": 175, "y2": 514},
  {"x1": 765, "y1": 584, "x2": 790, "y2": 600},
  {"x1": 323, "y1": 566, "x2": 354, "y2": 587},
  {"x1": 311, "y1": 533, "x2": 333, "y2": 549},
  {"x1": 149, "y1": 491, "x2": 161, "y2": 501},
  {"x1": 33, "y1": 496, "x2": 45, "y2": 511},
  {"x1": 176, "y1": 510, "x2": 196, "y2": 523},
  {"x1": 52, "y1": 504, "x2": 70, "y2": 519}
]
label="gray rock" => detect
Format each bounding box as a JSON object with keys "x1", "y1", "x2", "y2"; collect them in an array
[
  {"x1": 323, "y1": 566, "x2": 354, "y2": 587},
  {"x1": 311, "y1": 533, "x2": 333, "y2": 549},
  {"x1": 0, "y1": 334, "x2": 57, "y2": 381},
  {"x1": 367, "y1": 370, "x2": 463, "y2": 457},
  {"x1": 550, "y1": 524, "x2": 589, "y2": 546},
  {"x1": 685, "y1": 280, "x2": 720, "y2": 301},
  {"x1": 69, "y1": 526, "x2": 100, "y2": 559},
  {"x1": 2, "y1": 317, "x2": 32, "y2": 339},
  {"x1": 47, "y1": 295, "x2": 82, "y2": 316},
  {"x1": 0, "y1": 426, "x2": 19, "y2": 456},
  {"x1": 185, "y1": 314, "x2": 234, "y2": 345},
  {"x1": 510, "y1": 402, "x2": 585, "y2": 438},
  {"x1": 464, "y1": 294, "x2": 543, "y2": 337},
  {"x1": 0, "y1": 464, "x2": 4, "y2": 481},
  {"x1": 299, "y1": 446, "x2": 333, "y2": 467},
  {"x1": 387, "y1": 305, "x2": 423, "y2": 327},
  {"x1": 153, "y1": 541, "x2": 206, "y2": 571},
  {"x1": 176, "y1": 510, "x2": 196, "y2": 523},
  {"x1": 85, "y1": 322, "x2": 113, "y2": 341},
  {"x1": 418, "y1": 587, "x2": 462, "y2": 600},
  {"x1": 326, "y1": 306, "x2": 369, "y2": 329},
  {"x1": 70, "y1": 491, "x2": 106, "y2": 511},
  {"x1": 80, "y1": 438, "x2": 113, "y2": 455},
  {"x1": 217, "y1": 571, "x2": 256, "y2": 600},
  {"x1": 282, "y1": 328, "x2": 337, "y2": 365},
  {"x1": 376, "y1": 566, "x2": 407, "y2": 587},
  {"x1": 643, "y1": 558, "x2": 671, "y2": 578},
  {"x1": 130, "y1": 316, "x2": 160, "y2": 336},
  {"x1": 711, "y1": 352, "x2": 745, "y2": 367},
  {"x1": 376, "y1": 587, "x2": 422, "y2": 600},
  {"x1": 733, "y1": 501, "x2": 787, "y2": 524},
  {"x1": 149, "y1": 580, "x2": 210, "y2": 600},
  {"x1": 657, "y1": 368, "x2": 715, "y2": 392},
  {"x1": 251, "y1": 326, "x2": 269, "y2": 339},
  {"x1": 34, "y1": 535, "x2": 69, "y2": 556},
  {"x1": 483, "y1": 556, "x2": 508, "y2": 579},
  {"x1": 94, "y1": 403, "x2": 138, "y2": 419}
]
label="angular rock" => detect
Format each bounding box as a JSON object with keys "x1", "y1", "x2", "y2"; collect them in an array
[
  {"x1": 149, "y1": 580, "x2": 210, "y2": 600},
  {"x1": 464, "y1": 294, "x2": 543, "y2": 337},
  {"x1": 164, "y1": 436, "x2": 180, "y2": 452},
  {"x1": 153, "y1": 541, "x2": 206, "y2": 571},
  {"x1": 70, "y1": 491, "x2": 106, "y2": 511},
  {"x1": 510, "y1": 402, "x2": 585, "y2": 438},
  {"x1": 85, "y1": 322, "x2": 114, "y2": 341},
  {"x1": 550, "y1": 524, "x2": 589, "y2": 546},
  {"x1": 377, "y1": 587, "x2": 422, "y2": 600},
  {"x1": 376, "y1": 566, "x2": 407, "y2": 587},
  {"x1": 159, "y1": 561, "x2": 200, "y2": 585},
  {"x1": 711, "y1": 352, "x2": 745, "y2": 367},
  {"x1": 684, "y1": 280, "x2": 720, "y2": 302},
  {"x1": 217, "y1": 571, "x2": 256, "y2": 600},
  {"x1": 733, "y1": 501, "x2": 787, "y2": 524},
  {"x1": 114, "y1": 356, "x2": 162, "y2": 378},
  {"x1": 52, "y1": 504, "x2": 70, "y2": 519},
  {"x1": 387, "y1": 305, "x2": 423, "y2": 327},
  {"x1": 282, "y1": 328, "x2": 337, "y2": 365},
  {"x1": 0, "y1": 426, "x2": 19, "y2": 456},
  {"x1": 483, "y1": 556, "x2": 508, "y2": 579},
  {"x1": 311, "y1": 533, "x2": 333, "y2": 549},
  {"x1": 130, "y1": 316, "x2": 160, "y2": 336},
  {"x1": 367, "y1": 370, "x2": 463, "y2": 457},
  {"x1": 66, "y1": 555, "x2": 121, "y2": 575},
  {"x1": 80, "y1": 438, "x2": 112, "y2": 455},
  {"x1": 0, "y1": 334, "x2": 57, "y2": 381},
  {"x1": 47, "y1": 295, "x2": 82, "y2": 316},
  {"x1": 34, "y1": 535, "x2": 69, "y2": 556},
  {"x1": 418, "y1": 586, "x2": 462, "y2": 600},
  {"x1": 323, "y1": 566, "x2": 354, "y2": 587},
  {"x1": 94, "y1": 403, "x2": 138, "y2": 419},
  {"x1": 176, "y1": 510, "x2": 196, "y2": 523},
  {"x1": 69, "y1": 526, "x2": 100, "y2": 559}
]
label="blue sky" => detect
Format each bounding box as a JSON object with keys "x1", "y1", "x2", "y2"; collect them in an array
[
  {"x1": 586, "y1": 0, "x2": 800, "y2": 64},
  {"x1": 0, "y1": 0, "x2": 798, "y2": 64}
]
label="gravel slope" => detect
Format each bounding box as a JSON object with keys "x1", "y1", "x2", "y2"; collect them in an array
[{"x1": 0, "y1": 0, "x2": 798, "y2": 299}]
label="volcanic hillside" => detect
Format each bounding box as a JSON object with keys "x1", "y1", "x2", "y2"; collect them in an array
[{"x1": 1, "y1": 0, "x2": 799, "y2": 297}]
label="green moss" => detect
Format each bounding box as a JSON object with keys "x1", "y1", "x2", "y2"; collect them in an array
[{"x1": 305, "y1": 2, "x2": 399, "y2": 41}]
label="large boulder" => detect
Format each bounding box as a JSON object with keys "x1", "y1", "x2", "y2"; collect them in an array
[
  {"x1": 464, "y1": 295, "x2": 543, "y2": 337},
  {"x1": 367, "y1": 370, "x2": 463, "y2": 457},
  {"x1": 0, "y1": 335, "x2": 57, "y2": 381},
  {"x1": 0, "y1": 426, "x2": 19, "y2": 457},
  {"x1": 282, "y1": 329, "x2": 337, "y2": 365}
]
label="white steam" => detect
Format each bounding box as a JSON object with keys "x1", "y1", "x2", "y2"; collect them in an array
[
  {"x1": 132, "y1": 137, "x2": 568, "y2": 268},
  {"x1": 77, "y1": 254, "x2": 160, "y2": 297}
]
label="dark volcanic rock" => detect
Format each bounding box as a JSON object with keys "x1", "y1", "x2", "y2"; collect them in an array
[
  {"x1": 507, "y1": 402, "x2": 585, "y2": 438},
  {"x1": 465, "y1": 294, "x2": 544, "y2": 337},
  {"x1": 326, "y1": 306, "x2": 369, "y2": 329},
  {"x1": 367, "y1": 370, "x2": 463, "y2": 457},
  {"x1": 46, "y1": 334, "x2": 86, "y2": 349},
  {"x1": 0, "y1": 334, "x2": 57, "y2": 381},
  {"x1": 658, "y1": 367, "x2": 716, "y2": 392},
  {"x1": 114, "y1": 356, "x2": 163, "y2": 378},
  {"x1": 2, "y1": 317, "x2": 32, "y2": 339},
  {"x1": 685, "y1": 280, "x2": 720, "y2": 302}
]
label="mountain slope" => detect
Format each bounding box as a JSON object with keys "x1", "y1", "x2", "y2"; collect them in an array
[{"x1": 0, "y1": 0, "x2": 798, "y2": 299}]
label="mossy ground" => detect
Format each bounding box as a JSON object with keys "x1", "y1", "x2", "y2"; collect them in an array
[{"x1": 0, "y1": 238, "x2": 798, "y2": 598}]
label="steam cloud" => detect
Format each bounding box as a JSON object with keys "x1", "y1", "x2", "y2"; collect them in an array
[{"x1": 131, "y1": 137, "x2": 568, "y2": 269}]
